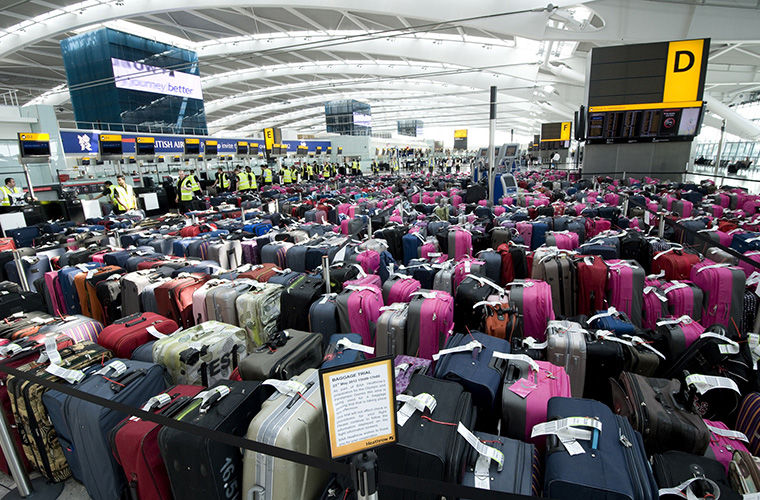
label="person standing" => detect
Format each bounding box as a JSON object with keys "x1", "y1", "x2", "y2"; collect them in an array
[
  {"x1": 112, "y1": 174, "x2": 138, "y2": 214},
  {"x1": 247, "y1": 166, "x2": 258, "y2": 191},
  {"x1": 213, "y1": 168, "x2": 230, "y2": 193},
  {"x1": 551, "y1": 151, "x2": 560, "y2": 170},
  {"x1": 305, "y1": 163, "x2": 314, "y2": 181},
  {"x1": 262, "y1": 164, "x2": 273, "y2": 187},
  {"x1": 281, "y1": 165, "x2": 292, "y2": 185},
  {"x1": 176, "y1": 169, "x2": 201, "y2": 214},
  {"x1": 236, "y1": 166, "x2": 250, "y2": 193}
]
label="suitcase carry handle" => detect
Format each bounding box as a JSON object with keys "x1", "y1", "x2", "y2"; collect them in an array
[{"x1": 111, "y1": 369, "x2": 146, "y2": 393}]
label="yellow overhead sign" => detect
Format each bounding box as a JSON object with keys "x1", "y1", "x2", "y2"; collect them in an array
[
  {"x1": 185, "y1": 138, "x2": 200, "y2": 145},
  {"x1": 18, "y1": 133, "x2": 49, "y2": 142},
  {"x1": 205, "y1": 140, "x2": 218, "y2": 146},
  {"x1": 264, "y1": 128, "x2": 275, "y2": 150},
  {"x1": 664, "y1": 39, "x2": 707, "y2": 103},
  {"x1": 136, "y1": 137, "x2": 154, "y2": 144},
  {"x1": 99, "y1": 134, "x2": 122, "y2": 142},
  {"x1": 454, "y1": 129, "x2": 468, "y2": 138}
]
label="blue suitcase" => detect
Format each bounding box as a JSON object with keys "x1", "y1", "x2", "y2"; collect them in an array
[
  {"x1": 267, "y1": 270, "x2": 303, "y2": 287},
  {"x1": 308, "y1": 294, "x2": 340, "y2": 345},
  {"x1": 103, "y1": 250, "x2": 133, "y2": 268},
  {"x1": 170, "y1": 260, "x2": 220, "y2": 277},
  {"x1": 402, "y1": 233, "x2": 423, "y2": 266},
  {"x1": 45, "y1": 359, "x2": 166, "y2": 500},
  {"x1": 321, "y1": 333, "x2": 366, "y2": 368},
  {"x1": 433, "y1": 331, "x2": 509, "y2": 410},
  {"x1": 58, "y1": 263, "x2": 103, "y2": 314},
  {"x1": 732, "y1": 232, "x2": 760, "y2": 253},
  {"x1": 172, "y1": 238, "x2": 198, "y2": 257},
  {"x1": 8, "y1": 226, "x2": 39, "y2": 247},
  {"x1": 589, "y1": 310, "x2": 636, "y2": 335},
  {"x1": 530, "y1": 222, "x2": 548, "y2": 250},
  {"x1": 403, "y1": 259, "x2": 436, "y2": 289},
  {"x1": 476, "y1": 250, "x2": 502, "y2": 284},
  {"x1": 147, "y1": 238, "x2": 176, "y2": 255},
  {"x1": 124, "y1": 253, "x2": 163, "y2": 272},
  {"x1": 544, "y1": 397, "x2": 658, "y2": 500},
  {"x1": 4, "y1": 254, "x2": 50, "y2": 288},
  {"x1": 285, "y1": 244, "x2": 309, "y2": 273},
  {"x1": 579, "y1": 243, "x2": 619, "y2": 260}
]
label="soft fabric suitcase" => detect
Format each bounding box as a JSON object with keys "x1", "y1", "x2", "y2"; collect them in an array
[
  {"x1": 448, "y1": 227, "x2": 473, "y2": 259},
  {"x1": 576, "y1": 255, "x2": 608, "y2": 316},
  {"x1": 382, "y1": 274, "x2": 421, "y2": 304},
  {"x1": 54, "y1": 359, "x2": 166, "y2": 500},
  {"x1": 407, "y1": 290, "x2": 455, "y2": 360},
  {"x1": 394, "y1": 355, "x2": 431, "y2": 394},
  {"x1": 433, "y1": 331, "x2": 509, "y2": 410},
  {"x1": 5, "y1": 254, "x2": 50, "y2": 289},
  {"x1": 728, "y1": 449, "x2": 760, "y2": 494},
  {"x1": 544, "y1": 397, "x2": 658, "y2": 500},
  {"x1": 532, "y1": 253, "x2": 577, "y2": 317},
  {"x1": 376, "y1": 302, "x2": 409, "y2": 357},
  {"x1": 546, "y1": 321, "x2": 587, "y2": 397},
  {"x1": 242, "y1": 369, "x2": 328, "y2": 500},
  {"x1": 377, "y1": 374, "x2": 474, "y2": 500},
  {"x1": 236, "y1": 282, "x2": 283, "y2": 350},
  {"x1": 691, "y1": 262, "x2": 746, "y2": 338},
  {"x1": 279, "y1": 275, "x2": 325, "y2": 331},
  {"x1": 507, "y1": 279, "x2": 555, "y2": 341},
  {"x1": 607, "y1": 260, "x2": 645, "y2": 327},
  {"x1": 703, "y1": 419, "x2": 750, "y2": 472},
  {"x1": 321, "y1": 333, "x2": 367, "y2": 368},
  {"x1": 285, "y1": 244, "x2": 310, "y2": 273},
  {"x1": 651, "y1": 248, "x2": 701, "y2": 280},
  {"x1": 238, "y1": 329, "x2": 322, "y2": 381},
  {"x1": 159, "y1": 381, "x2": 274, "y2": 500},
  {"x1": 97, "y1": 312, "x2": 178, "y2": 358},
  {"x1": 735, "y1": 393, "x2": 760, "y2": 456},
  {"x1": 460, "y1": 431, "x2": 537, "y2": 498},
  {"x1": 653, "y1": 451, "x2": 740, "y2": 500},
  {"x1": 335, "y1": 284, "x2": 383, "y2": 347},
  {"x1": 151, "y1": 320, "x2": 247, "y2": 386},
  {"x1": 501, "y1": 357, "x2": 571, "y2": 447},
  {"x1": 453, "y1": 275, "x2": 501, "y2": 332}
]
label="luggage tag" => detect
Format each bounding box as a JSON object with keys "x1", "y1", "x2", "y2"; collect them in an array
[
  {"x1": 587, "y1": 307, "x2": 620, "y2": 325},
  {"x1": 522, "y1": 337, "x2": 549, "y2": 350},
  {"x1": 45, "y1": 363, "x2": 86, "y2": 384},
  {"x1": 747, "y1": 272, "x2": 760, "y2": 289},
  {"x1": 658, "y1": 476, "x2": 722, "y2": 500},
  {"x1": 94, "y1": 360, "x2": 128, "y2": 378},
  {"x1": 656, "y1": 315, "x2": 693, "y2": 327},
  {"x1": 36, "y1": 335, "x2": 62, "y2": 364},
  {"x1": 432, "y1": 340, "x2": 483, "y2": 361},
  {"x1": 396, "y1": 392, "x2": 437, "y2": 426},
  {"x1": 197, "y1": 385, "x2": 231, "y2": 413},
  {"x1": 700, "y1": 332, "x2": 741, "y2": 355},
  {"x1": 640, "y1": 285, "x2": 664, "y2": 301},
  {"x1": 457, "y1": 422, "x2": 504, "y2": 487},
  {"x1": 76, "y1": 264, "x2": 91, "y2": 272},
  {"x1": 0, "y1": 342, "x2": 30, "y2": 357},
  {"x1": 750, "y1": 334, "x2": 760, "y2": 370},
  {"x1": 652, "y1": 245, "x2": 684, "y2": 261},
  {"x1": 622, "y1": 336, "x2": 667, "y2": 360},
  {"x1": 696, "y1": 263, "x2": 733, "y2": 273},
  {"x1": 531, "y1": 417, "x2": 602, "y2": 456},
  {"x1": 662, "y1": 282, "x2": 690, "y2": 295},
  {"x1": 336, "y1": 337, "x2": 375, "y2": 355},
  {"x1": 129, "y1": 393, "x2": 173, "y2": 421},
  {"x1": 263, "y1": 379, "x2": 308, "y2": 397},
  {"x1": 507, "y1": 377, "x2": 538, "y2": 399},
  {"x1": 684, "y1": 374, "x2": 741, "y2": 395},
  {"x1": 705, "y1": 423, "x2": 749, "y2": 443}
]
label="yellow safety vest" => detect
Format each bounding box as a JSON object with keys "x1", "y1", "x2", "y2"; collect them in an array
[
  {"x1": 0, "y1": 186, "x2": 21, "y2": 206},
  {"x1": 249, "y1": 172, "x2": 258, "y2": 190},
  {"x1": 352, "y1": 161, "x2": 359, "y2": 172},
  {"x1": 323, "y1": 165, "x2": 331, "y2": 179},
  {"x1": 306, "y1": 165, "x2": 313, "y2": 176},
  {"x1": 264, "y1": 168, "x2": 273, "y2": 183},
  {"x1": 220, "y1": 172, "x2": 230, "y2": 189},
  {"x1": 283, "y1": 168, "x2": 292, "y2": 184},
  {"x1": 113, "y1": 184, "x2": 137, "y2": 211},
  {"x1": 180, "y1": 175, "x2": 200, "y2": 201},
  {"x1": 237, "y1": 171, "x2": 250, "y2": 191}
]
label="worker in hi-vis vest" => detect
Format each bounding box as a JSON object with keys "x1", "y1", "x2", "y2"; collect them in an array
[
  {"x1": 263, "y1": 165, "x2": 273, "y2": 186},
  {"x1": 0, "y1": 177, "x2": 29, "y2": 210},
  {"x1": 247, "y1": 166, "x2": 258, "y2": 190},
  {"x1": 281, "y1": 166, "x2": 292, "y2": 185},
  {"x1": 213, "y1": 167, "x2": 230, "y2": 192},
  {"x1": 111, "y1": 174, "x2": 138, "y2": 214},
  {"x1": 236, "y1": 167, "x2": 250, "y2": 192},
  {"x1": 176, "y1": 169, "x2": 201, "y2": 214}
]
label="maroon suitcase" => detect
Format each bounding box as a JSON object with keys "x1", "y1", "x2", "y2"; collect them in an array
[
  {"x1": 110, "y1": 385, "x2": 204, "y2": 500},
  {"x1": 97, "y1": 312, "x2": 179, "y2": 358}
]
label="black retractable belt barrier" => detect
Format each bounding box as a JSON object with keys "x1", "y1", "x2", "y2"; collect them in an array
[{"x1": 0, "y1": 359, "x2": 535, "y2": 500}]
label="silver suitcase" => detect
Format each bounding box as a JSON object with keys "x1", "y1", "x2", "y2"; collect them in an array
[
  {"x1": 209, "y1": 240, "x2": 243, "y2": 270},
  {"x1": 121, "y1": 270, "x2": 164, "y2": 316},
  {"x1": 205, "y1": 280, "x2": 256, "y2": 324},
  {"x1": 375, "y1": 302, "x2": 408, "y2": 357},
  {"x1": 546, "y1": 320, "x2": 587, "y2": 397},
  {"x1": 705, "y1": 247, "x2": 739, "y2": 265},
  {"x1": 432, "y1": 263, "x2": 455, "y2": 295}
]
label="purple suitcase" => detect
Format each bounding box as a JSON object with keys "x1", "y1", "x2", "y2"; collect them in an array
[{"x1": 393, "y1": 355, "x2": 431, "y2": 393}]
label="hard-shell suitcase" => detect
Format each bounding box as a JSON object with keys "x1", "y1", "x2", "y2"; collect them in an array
[
  {"x1": 501, "y1": 357, "x2": 571, "y2": 447},
  {"x1": 236, "y1": 283, "x2": 283, "y2": 350},
  {"x1": 546, "y1": 321, "x2": 587, "y2": 397},
  {"x1": 576, "y1": 255, "x2": 607, "y2": 316},
  {"x1": 151, "y1": 321, "x2": 247, "y2": 386},
  {"x1": 97, "y1": 312, "x2": 178, "y2": 358},
  {"x1": 377, "y1": 374, "x2": 475, "y2": 500},
  {"x1": 242, "y1": 369, "x2": 328, "y2": 500},
  {"x1": 55, "y1": 359, "x2": 166, "y2": 500},
  {"x1": 460, "y1": 431, "x2": 537, "y2": 498},
  {"x1": 544, "y1": 397, "x2": 658, "y2": 500},
  {"x1": 728, "y1": 449, "x2": 760, "y2": 494},
  {"x1": 121, "y1": 270, "x2": 167, "y2": 317},
  {"x1": 433, "y1": 331, "x2": 509, "y2": 410},
  {"x1": 58, "y1": 263, "x2": 103, "y2": 315},
  {"x1": 159, "y1": 381, "x2": 274, "y2": 500},
  {"x1": 308, "y1": 294, "x2": 340, "y2": 344},
  {"x1": 238, "y1": 329, "x2": 322, "y2": 381},
  {"x1": 111, "y1": 384, "x2": 205, "y2": 500},
  {"x1": 5, "y1": 254, "x2": 50, "y2": 290},
  {"x1": 205, "y1": 280, "x2": 256, "y2": 325},
  {"x1": 376, "y1": 302, "x2": 409, "y2": 358},
  {"x1": 190, "y1": 278, "x2": 228, "y2": 325},
  {"x1": 653, "y1": 451, "x2": 740, "y2": 500},
  {"x1": 532, "y1": 253, "x2": 577, "y2": 317},
  {"x1": 208, "y1": 239, "x2": 243, "y2": 270}
]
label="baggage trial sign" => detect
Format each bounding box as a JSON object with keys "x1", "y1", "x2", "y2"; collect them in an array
[{"x1": 320, "y1": 357, "x2": 397, "y2": 458}]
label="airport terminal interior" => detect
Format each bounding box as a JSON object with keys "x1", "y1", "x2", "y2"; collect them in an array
[{"x1": 3, "y1": 1, "x2": 760, "y2": 499}]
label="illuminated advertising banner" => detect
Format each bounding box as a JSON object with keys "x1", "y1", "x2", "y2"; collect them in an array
[{"x1": 111, "y1": 57, "x2": 203, "y2": 100}]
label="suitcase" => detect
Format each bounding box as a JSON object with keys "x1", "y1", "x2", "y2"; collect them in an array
[
  {"x1": 151, "y1": 320, "x2": 247, "y2": 386},
  {"x1": 654, "y1": 316, "x2": 705, "y2": 362},
  {"x1": 376, "y1": 302, "x2": 409, "y2": 358},
  {"x1": 159, "y1": 381, "x2": 274, "y2": 500},
  {"x1": 8, "y1": 342, "x2": 112, "y2": 482},
  {"x1": 546, "y1": 321, "x2": 587, "y2": 397},
  {"x1": 335, "y1": 284, "x2": 383, "y2": 347},
  {"x1": 653, "y1": 451, "x2": 740, "y2": 500},
  {"x1": 382, "y1": 275, "x2": 421, "y2": 304},
  {"x1": 704, "y1": 419, "x2": 750, "y2": 472},
  {"x1": 285, "y1": 244, "x2": 310, "y2": 273},
  {"x1": 97, "y1": 312, "x2": 178, "y2": 358},
  {"x1": 238, "y1": 329, "x2": 322, "y2": 381},
  {"x1": 501, "y1": 357, "x2": 571, "y2": 447},
  {"x1": 610, "y1": 372, "x2": 710, "y2": 455},
  {"x1": 728, "y1": 449, "x2": 760, "y2": 494},
  {"x1": 321, "y1": 333, "x2": 367, "y2": 368},
  {"x1": 407, "y1": 290, "x2": 455, "y2": 360},
  {"x1": 544, "y1": 397, "x2": 658, "y2": 500},
  {"x1": 453, "y1": 275, "x2": 502, "y2": 333},
  {"x1": 576, "y1": 255, "x2": 607, "y2": 316},
  {"x1": 607, "y1": 260, "x2": 645, "y2": 327},
  {"x1": 532, "y1": 253, "x2": 577, "y2": 317},
  {"x1": 242, "y1": 369, "x2": 329, "y2": 500},
  {"x1": 691, "y1": 262, "x2": 746, "y2": 338},
  {"x1": 433, "y1": 331, "x2": 509, "y2": 410},
  {"x1": 236, "y1": 283, "x2": 283, "y2": 350},
  {"x1": 736, "y1": 393, "x2": 760, "y2": 456},
  {"x1": 54, "y1": 359, "x2": 166, "y2": 500},
  {"x1": 393, "y1": 355, "x2": 431, "y2": 394},
  {"x1": 280, "y1": 275, "x2": 325, "y2": 331},
  {"x1": 651, "y1": 248, "x2": 701, "y2": 280},
  {"x1": 507, "y1": 279, "x2": 555, "y2": 341},
  {"x1": 110, "y1": 384, "x2": 205, "y2": 500},
  {"x1": 205, "y1": 281, "x2": 257, "y2": 325},
  {"x1": 460, "y1": 431, "x2": 537, "y2": 498},
  {"x1": 308, "y1": 294, "x2": 340, "y2": 344},
  {"x1": 377, "y1": 374, "x2": 475, "y2": 500},
  {"x1": 208, "y1": 240, "x2": 243, "y2": 270}
]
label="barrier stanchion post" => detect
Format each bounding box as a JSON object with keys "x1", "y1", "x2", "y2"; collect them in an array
[
  {"x1": 0, "y1": 404, "x2": 63, "y2": 499},
  {"x1": 352, "y1": 451, "x2": 379, "y2": 500},
  {"x1": 658, "y1": 213, "x2": 665, "y2": 239},
  {"x1": 622, "y1": 196, "x2": 629, "y2": 218},
  {"x1": 322, "y1": 255, "x2": 331, "y2": 294},
  {"x1": 12, "y1": 250, "x2": 30, "y2": 292}
]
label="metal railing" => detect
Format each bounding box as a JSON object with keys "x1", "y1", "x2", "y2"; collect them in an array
[
  {"x1": 57, "y1": 119, "x2": 208, "y2": 136},
  {"x1": 0, "y1": 89, "x2": 18, "y2": 107}
]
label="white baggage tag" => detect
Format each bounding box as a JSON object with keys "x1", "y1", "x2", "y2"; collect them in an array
[
  {"x1": 658, "y1": 477, "x2": 722, "y2": 500},
  {"x1": 38, "y1": 335, "x2": 61, "y2": 365},
  {"x1": 700, "y1": 332, "x2": 741, "y2": 355},
  {"x1": 457, "y1": 422, "x2": 504, "y2": 471},
  {"x1": 394, "y1": 363, "x2": 410, "y2": 377},
  {"x1": 643, "y1": 287, "x2": 668, "y2": 302},
  {"x1": 662, "y1": 282, "x2": 689, "y2": 294},
  {"x1": 646, "y1": 270, "x2": 666, "y2": 280},
  {"x1": 522, "y1": 338, "x2": 549, "y2": 350},
  {"x1": 583, "y1": 257, "x2": 594, "y2": 266},
  {"x1": 531, "y1": 417, "x2": 601, "y2": 456},
  {"x1": 624, "y1": 336, "x2": 667, "y2": 360},
  {"x1": 263, "y1": 379, "x2": 308, "y2": 396},
  {"x1": 336, "y1": 337, "x2": 375, "y2": 355},
  {"x1": 45, "y1": 363, "x2": 85, "y2": 384},
  {"x1": 146, "y1": 326, "x2": 167, "y2": 339},
  {"x1": 396, "y1": 393, "x2": 437, "y2": 426},
  {"x1": 130, "y1": 393, "x2": 173, "y2": 421},
  {"x1": 432, "y1": 340, "x2": 483, "y2": 361},
  {"x1": 750, "y1": 334, "x2": 760, "y2": 370},
  {"x1": 0, "y1": 343, "x2": 27, "y2": 357},
  {"x1": 76, "y1": 264, "x2": 91, "y2": 272},
  {"x1": 86, "y1": 270, "x2": 96, "y2": 279},
  {"x1": 587, "y1": 307, "x2": 619, "y2": 324},
  {"x1": 747, "y1": 272, "x2": 760, "y2": 287},
  {"x1": 705, "y1": 423, "x2": 749, "y2": 443},
  {"x1": 197, "y1": 385, "x2": 231, "y2": 413},
  {"x1": 656, "y1": 315, "x2": 692, "y2": 327},
  {"x1": 594, "y1": 331, "x2": 634, "y2": 347},
  {"x1": 685, "y1": 374, "x2": 740, "y2": 395},
  {"x1": 95, "y1": 360, "x2": 127, "y2": 377},
  {"x1": 491, "y1": 352, "x2": 540, "y2": 373}
]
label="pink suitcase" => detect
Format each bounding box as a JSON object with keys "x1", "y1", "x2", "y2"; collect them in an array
[
  {"x1": 506, "y1": 279, "x2": 555, "y2": 341},
  {"x1": 451, "y1": 194, "x2": 462, "y2": 207},
  {"x1": 419, "y1": 241, "x2": 439, "y2": 260},
  {"x1": 407, "y1": 290, "x2": 454, "y2": 361},
  {"x1": 493, "y1": 206, "x2": 506, "y2": 216},
  {"x1": 411, "y1": 193, "x2": 420, "y2": 204},
  {"x1": 384, "y1": 275, "x2": 421, "y2": 304},
  {"x1": 453, "y1": 258, "x2": 485, "y2": 291},
  {"x1": 355, "y1": 249, "x2": 380, "y2": 274},
  {"x1": 606, "y1": 260, "x2": 645, "y2": 327},
  {"x1": 704, "y1": 419, "x2": 749, "y2": 472},
  {"x1": 516, "y1": 222, "x2": 533, "y2": 249},
  {"x1": 336, "y1": 284, "x2": 383, "y2": 349},
  {"x1": 691, "y1": 261, "x2": 746, "y2": 337},
  {"x1": 740, "y1": 251, "x2": 760, "y2": 278},
  {"x1": 545, "y1": 231, "x2": 579, "y2": 250},
  {"x1": 604, "y1": 193, "x2": 620, "y2": 205},
  {"x1": 448, "y1": 228, "x2": 472, "y2": 260},
  {"x1": 662, "y1": 281, "x2": 704, "y2": 322},
  {"x1": 43, "y1": 270, "x2": 66, "y2": 316},
  {"x1": 711, "y1": 204, "x2": 724, "y2": 218},
  {"x1": 345, "y1": 274, "x2": 382, "y2": 289},
  {"x1": 340, "y1": 219, "x2": 350, "y2": 235},
  {"x1": 642, "y1": 282, "x2": 668, "y2": 330}
]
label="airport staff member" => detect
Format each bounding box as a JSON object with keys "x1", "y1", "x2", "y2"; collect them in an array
[
  {"x1": 0, "y1": 178, "x2": 32, "y2": 210},
  {"x1": 551, "y1": 151, "x2": 560, "y2": 170},
  {"x1": 236, "y1": 166, "x2": 250, "y2": 192},
  {"x1": 322, "y1": 163, "x2": 331, "y2": 180},
  {"x1": 247, "y1": 166, "x2": 258, "y2": 191},
  {"x1": 262, "y1": 164, "x2": 274, "y2": 186},
  {"x1": 175, "y1": 169, "x2": 201, "y2": 214},
  {"x1": 281, "y1": 165, "x2": 292, "y2": 185},
  {"x1": 351, "y1": 159, "x2": 360, "y2": 176},
  {"x1": 213, "y1": 168, "x2": 230, "y2": 192},
  {"x1": 305, "y1": 163, "x2": 314, "y2": 181},
  {"x1": 112, "y1": 175, "x2": 138, "y2": 214}
]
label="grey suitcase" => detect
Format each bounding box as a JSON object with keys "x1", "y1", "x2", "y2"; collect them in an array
[
  {"x1": 242, "y1": 369, "x2": 329, "y2": 500},
  {"x1": 433, "y1": 263, "x2": 455, "y2": 296},
  {"x1": 706, "y1": 247, "x2": 738, "y2": 265},
  {"x1": 460, "y1": 431, "x2": 536, "y2": 498},
  {"x1": 491, "y1": 227, "x2": 512, "y2": 249},
  {"x1": 375, "y1": 302, "x2": 409, "y2": 357},
  {"x1": 285, "y1": 244, "x2": 309, "y2": 273},
  {"x1": 238, "y1": 329, "x2": 322, "y2": 381},
  {"x1": 208, "y1": 240, "x2": 243, "y2": 270},
  {"x1": 140, "y1": 278, "x2": 172, "y2": 314},
  {"x1": 545, "y1": 320, "x2": 587, "y2": 397},
  {"x1": 120, "y1": 270, "x2": 165, "y2": 316},
  {"x1": 532, "y1": 253, "x2": 576, "y2": 318},
  {"x1": 205, "y1": 280, "x2": 256, "y2": 324}
]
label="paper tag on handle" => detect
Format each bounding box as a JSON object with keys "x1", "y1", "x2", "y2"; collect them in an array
[
  {"x1": 656, "y1": 315, "x2": 693, "y2": 327},
  {"x1": 263, "y1": 379, "x2": 308, "y2": 396},
  {"x1": 588, "y1": 307, "x2": 618, "y2": 324},
  {"x1": 658, "y1": 477, "x2": 722, "y2": 500},
  {"x1": 685, "y1": 374, "x2": 740, "y2": 395},
  {"x1": 522, "y1": 338, "x2": 548, "y2": 350},
  {"x1": 45, "y1": 363, "x2": 85, "y2": 384},
  {"x1": 95, "y1": 360, "x2": 127, "y2": 377},
  {"x1": 705, "y1": 423, "x2": 749, "y2": 443},
  {"x1": 491, "y1": 352, "x2": 540, "y2": 373},
  {"x1": 129, "y1": 393, "x2": 173, "y2": 421},
  {"x1": 336, "y1": 338, "x2": 375, "y2": 355},
  {"x1": 432, "y1": 340, "x2": 483, "y2": 361},
  {"x1": 39, "y1": 335, "x2": 61, "y2": 365},
  {"x1": 146, "y1": 326, "x2": 167, "y2": 339},
  {"x1": 457, "y1": 422, "x2": 504, "y2": 470},
  {"x1": 397, "y1": 393, "x2": 437, "y2": 426},
  {"x1": 700, "y1": 332, "x2": 741, "y2": 355}
]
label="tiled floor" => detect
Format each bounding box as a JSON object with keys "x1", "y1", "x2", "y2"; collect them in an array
[{"x1": 0, "y1": 472, "x2": 89, "y2": 499}]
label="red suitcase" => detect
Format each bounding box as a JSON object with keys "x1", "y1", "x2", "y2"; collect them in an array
[
  {"x1": 155, "y1": 275, "x2": 209, "y2": 327},
  {"x1": 651, "y1": 248, "x2": 701, "y2": 280},
  {"x1": 111, "y1": 385, "x2": 204, "y2": 500},
  {"x1": 97, "y1": 312, "x2": 179, "y2": 358}
]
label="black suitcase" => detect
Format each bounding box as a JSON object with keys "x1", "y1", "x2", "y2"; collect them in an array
[
  {"x1": 454, "y1": 276, "x2": 499, "y2": 332},
  {"x1": 159, "y1": 381, "x2": 274, "y2": 500},
  {"x1": 377, "y1": 374, "x2": 475, "y2": 500},
  {"x1": 653, "y1": 451, "x2": 740, "y2": 500},
  {"x1": 280, "y1": 275, "x2": 325, "y2": 331},
  {"x1": 583, "y1": 336, "x2": 626, "y2": 404}
]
